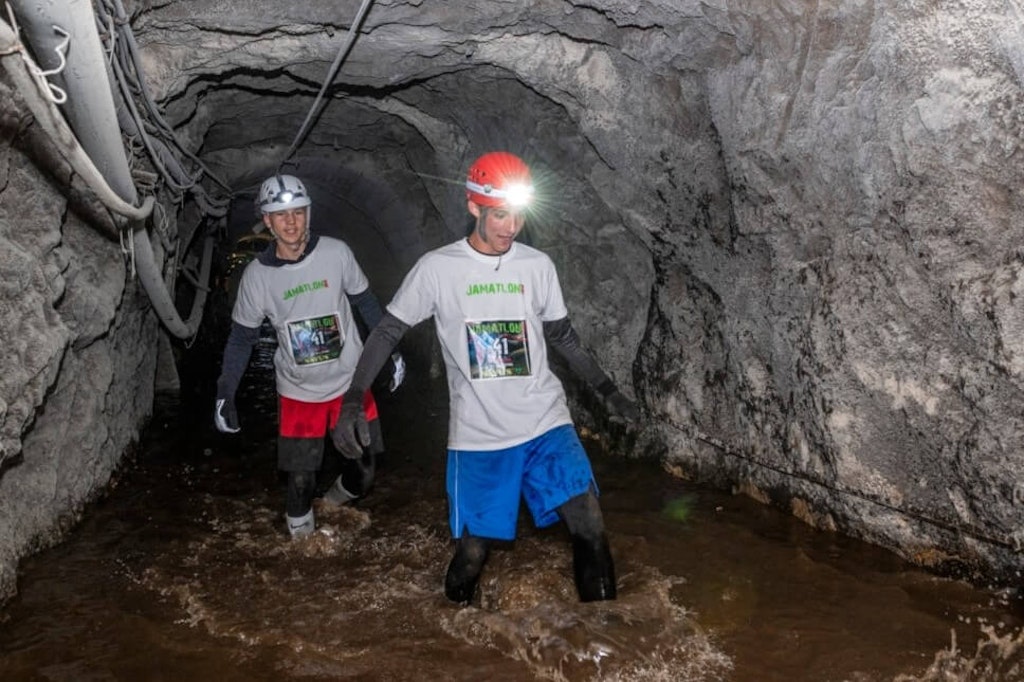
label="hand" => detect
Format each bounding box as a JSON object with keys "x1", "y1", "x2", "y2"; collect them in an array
[
  {"x1": 605, "y1": 390, "x2": 640, "y2": 424},
  {"x1": 214, "y1": 397, "x2": 240, "y2": 433},
  {"x1": 389, "y1": 352, "x2": 406, "y2": 393},
  {"x1": 332, "y1": 395, "x2": 369, "y2": 459}
]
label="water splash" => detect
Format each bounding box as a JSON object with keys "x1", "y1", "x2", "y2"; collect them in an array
[
  {"x1": 895, "y1": 625, "x2": 1024, "y2": 682},
  {"x1": 440, "y1": 545, "x2": 733, "y2": 681},
  {"x1": 132, "y1": 484, "x2": 733, "y2": 680}
]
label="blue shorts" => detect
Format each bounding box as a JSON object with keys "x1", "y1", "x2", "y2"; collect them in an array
[{"x1": 446, "y1": 424, "x2": 597, "y2": 541}]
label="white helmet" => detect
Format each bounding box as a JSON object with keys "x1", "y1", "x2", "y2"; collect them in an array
[{"x1": 258, "y1": 174, "x2": 311, "y2": 214}]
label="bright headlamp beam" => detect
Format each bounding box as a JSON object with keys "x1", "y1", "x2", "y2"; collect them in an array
[
  {"x1": 504, "y1": 183, "x2": 533, "y2": 207},
  {"x1": 466, "y1": 180, "x2": 535, "y2": 207}
]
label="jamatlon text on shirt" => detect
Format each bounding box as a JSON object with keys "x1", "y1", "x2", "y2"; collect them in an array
[
  {"x1": 282, "y1": 279, "x2": 329, "y2": 300},
  {"x1": 464, "y1": 282, "x2": 525, "y2": 296}
]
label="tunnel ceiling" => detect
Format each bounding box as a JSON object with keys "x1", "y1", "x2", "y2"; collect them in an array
[
  {"x1": 127, "y1": 0, "x2": 691, "y2": 330},
  {"x1": 136, "y1": 0, "x2": 728, "y2": 254}
]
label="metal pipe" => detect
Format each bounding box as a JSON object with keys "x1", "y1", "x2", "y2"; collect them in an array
[
  {"x1": 9, "y1": 0, "x2": 131, "y2": 196},
  {"x1": 6, "y1": 1, "x2": 213, "y2": 340},
  {"x1": 0, "y1": 21, "x2": 153, "y2": 222}
]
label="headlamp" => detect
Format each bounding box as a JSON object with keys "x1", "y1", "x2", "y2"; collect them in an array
[
  {"x1": 273, "y1": 175, "x2": 301, "y2": 205},
  {"x1": 504, "y1": 183, "x2": 533, "y2": 208},
  {"x1": 465, "y1": 180, "x2": 535, "y2": 208}
]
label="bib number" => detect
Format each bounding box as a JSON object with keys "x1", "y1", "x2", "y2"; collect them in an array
[
  {"x1": 287, "y1": 314, "x2": 343, "y2": 365},
  {"x1": 466, "y1": 319, "x2": 531, "y2": 379}
]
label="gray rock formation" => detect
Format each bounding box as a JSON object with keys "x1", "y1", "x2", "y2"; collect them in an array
[{"x1": 1, "y1": 0, "x2": 1022, "y2": 604}]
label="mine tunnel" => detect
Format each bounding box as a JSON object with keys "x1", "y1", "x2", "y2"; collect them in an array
[{"x1": 2, "y1": 0, "x2": 1024, "y2": 679}]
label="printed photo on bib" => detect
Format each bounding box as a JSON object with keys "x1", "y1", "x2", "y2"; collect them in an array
[
  {"x1": 465, "y1": 319, "x2": 531, "y2": 379},
  {"x1": 287, "y1": 313, "x2": 344, "y2": 365}
]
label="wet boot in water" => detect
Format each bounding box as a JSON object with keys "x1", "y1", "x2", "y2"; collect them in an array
[
  {"x1": 559, "y1": 490, "x2": 617, "y2": 602},
  {"x1": 444, "y1": 536, "x2": 489, "y2": 604},
  {"x1": 286, "y1": 508, "x2": 315, "y2": 538},
  {"x1": 571, "y1": 532, "x2": 617, "y2": 602},
  {"x1": 322, "y1": 448, "x2": 376, "y2": 506}
]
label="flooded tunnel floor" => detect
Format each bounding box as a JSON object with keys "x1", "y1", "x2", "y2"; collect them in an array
[{"x1": 1, "y1": 339, "x2": 1023, "y2": 681}]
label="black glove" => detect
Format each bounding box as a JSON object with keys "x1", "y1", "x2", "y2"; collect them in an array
[
  {"x1": 332, "y1": 393, "x2": 369, "y2": 459},
  {"x1": 214, "y1": 396, "x2": 240, "y2": 433},
  {"x1": 606, "y1": 390, "x2": 640, "y2": 423},
  {"x1": 596, "y1": 379, "x2": 640, "y2": 424}
]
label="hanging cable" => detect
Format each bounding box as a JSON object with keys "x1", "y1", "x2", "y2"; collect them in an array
[
  {"x1": 0, "y1": 13, "x2": 155, "y2": 223},
  {"x1": 94, "y1": 0, "x2": 232, "y2": 210},
  {"x1": 3, "y1": 1, "x2": 214, "y2": 340},
  {"x1": 279, "y1": 0, "x2": 376, "y2": 168},
  {"x1": 100, "y1": 0, "x2": 231, "y2": 193},
  {"x1": 120, "y1": 228, "x2": 136, "y2": 278},
  {"x1": 25, "y1": 21, "x2": 69, "y2": 103}
]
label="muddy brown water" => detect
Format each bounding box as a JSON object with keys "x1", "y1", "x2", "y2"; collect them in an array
[{"x1": 1, "y1": 335, "x2": 1022, "y2": 681}]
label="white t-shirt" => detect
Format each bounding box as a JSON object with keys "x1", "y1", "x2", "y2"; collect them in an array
[
  {"x1": 387, "y1": 239, "x2": 573, "y2": 450},
  {"x1": 233, "y1": 236, "x2": 369, "y2": 402}
]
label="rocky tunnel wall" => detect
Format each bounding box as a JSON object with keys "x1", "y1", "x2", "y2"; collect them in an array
[{"x1": 1, "y1": 0, "x2": 1023, "y2": 605}]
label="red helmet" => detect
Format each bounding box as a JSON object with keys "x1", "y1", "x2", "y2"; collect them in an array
[{"x1": 465, "y1": 152, "x2": 534, "y2": 208}]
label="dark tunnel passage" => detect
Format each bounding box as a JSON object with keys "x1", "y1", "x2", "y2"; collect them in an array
[{"x1": 198, "y1": 67, "x2": 637, "y2": 296}]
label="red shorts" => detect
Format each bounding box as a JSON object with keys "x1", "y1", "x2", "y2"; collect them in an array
[{"x1": 278, "y1": 391, "x2": 378, "y2": 438}]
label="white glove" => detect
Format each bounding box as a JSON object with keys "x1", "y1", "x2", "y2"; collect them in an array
[
  {"x1": 214, "y1": 398, "x2": 241, "y2": 433},
  {"x1": 389, "y1": 352, "x2": 406, "y2": 393}
]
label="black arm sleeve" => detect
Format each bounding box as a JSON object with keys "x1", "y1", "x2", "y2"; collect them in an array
[
  {"x1": 216, "y1": 321, "x2": 260, "y2": 398},
  {"x1": 347, "y1": 287, "x2": 384, "y2": 332},
  {"x1": 543, "y1": 317, "x2": 618, "y2": 397},
  {"x1": 346, "y1": 313, "x2": 410, "y2": 396}
]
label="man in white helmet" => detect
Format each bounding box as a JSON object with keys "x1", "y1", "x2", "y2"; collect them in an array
[
  {"x1": 214, "y1": 173, "x2": 405, "y2": 538},
  {"x1": 333, "y1": 152, "x2": 639, "y2": 604}
]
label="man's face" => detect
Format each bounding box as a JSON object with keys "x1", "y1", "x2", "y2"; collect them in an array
[
  {"x1": 263, "y1": 207, "x2": 308, "y2": 250},
  {"x1": 467, "y1": 201, "x2": 525, "y2": 255}
]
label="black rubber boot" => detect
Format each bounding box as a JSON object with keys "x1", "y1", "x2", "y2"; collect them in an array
[
  {"x1": 285, "y1": 470, "x2": 317, "y2": 538},
  {"x1": 559, "y1": 490, "x2": 617, "y2": 602},
  {"x1": 444, "y1": 536, "x2": 489, "y2": 605},
  {"x1": 286, "y1": 470, "x2": 317, "y2": 517},
  {"x1": 324, "y1": 449, "x2": 376, "y2": 505},
  {"x1": 571, "y1": 531, "x2": 617, "y2": 602}
]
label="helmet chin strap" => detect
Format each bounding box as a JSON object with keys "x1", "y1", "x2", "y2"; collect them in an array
[
  {"x1": 475, "y1": 207, "x2": 488, "y2": 242},
  {"x1": 467, "y1": 207, "x2": 508, "y2": 270}
]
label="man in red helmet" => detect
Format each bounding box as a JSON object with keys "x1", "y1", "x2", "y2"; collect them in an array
[{"x1": 333, "y1": 152, "x2": 639, "y2": 603}]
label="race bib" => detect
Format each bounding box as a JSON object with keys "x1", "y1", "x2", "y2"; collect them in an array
[
  {"x1": 287, "y1": 313, "x2": 344, "y2": 365},
  {"x1": 465, "y1": 319, "x2": 531, "y2": 379}
]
